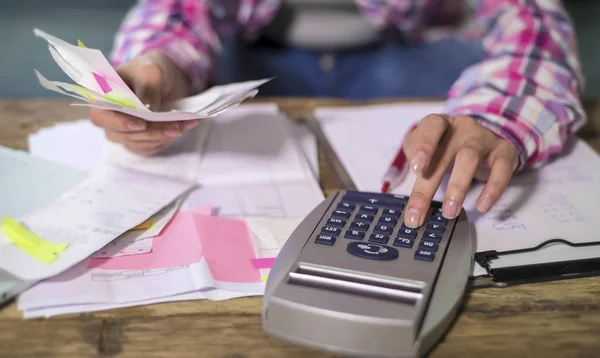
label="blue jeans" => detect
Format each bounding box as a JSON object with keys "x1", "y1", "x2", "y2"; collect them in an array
[{"x1": 216, "y1": 37, "x2": 484, "y2": 99}]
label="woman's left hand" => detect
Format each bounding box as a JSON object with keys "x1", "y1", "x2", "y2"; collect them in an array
[{"x1": 401, "y1": 114, "x2": 520, "y2": 228}]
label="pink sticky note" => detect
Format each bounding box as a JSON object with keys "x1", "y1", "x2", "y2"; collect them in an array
[
  {"x1": 88, "y1": 212, "x2": 202, "y2": 270},
  {"x1": 190, "y1": 205, "x2": 213, "y2": 216},
  {"x1": 250, "y1": 257, "x2": 276, "y2": 269},
  {"x1": 195, "y1": 215, "x2": 261, "y2": 283},
  {"x1": 93, "y1": 72, "x2": 112, "y2": 94}
]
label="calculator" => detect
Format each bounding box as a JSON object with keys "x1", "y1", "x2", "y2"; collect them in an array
[{"x1": 262, "y1": 190, "x2": 474, "y2": 358}]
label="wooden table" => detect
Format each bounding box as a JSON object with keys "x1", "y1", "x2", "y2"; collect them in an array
[{"x1": 1, "y1": 98, "x2": 600, "y2": 358}]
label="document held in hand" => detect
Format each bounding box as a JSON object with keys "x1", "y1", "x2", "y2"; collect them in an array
[{"x1": 32, "y1": 28, "x2": 271, "y2": 122}]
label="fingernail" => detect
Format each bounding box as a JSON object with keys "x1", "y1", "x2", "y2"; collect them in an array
[
  {"x1": 183, "y1": 121, "x2": 198, "y2": 131},
  {"x1": 164, "y1": 123, "x2": 182, "y2": 137},
  {"x1": 411, "y1": 151, "x2": 428, "y2": 174},
  {"x1": 405, "y1": 207, "x2": 422, "y2": 228},
  {"x1": 442, "y1": 198, "x2": 459, "y2": 218},
  {"x1": 127, "y1": 119, "x2": 146, "y2": 130},
  {"x1": 476, "y1": 195, "x2": 493, "y2": 213}
]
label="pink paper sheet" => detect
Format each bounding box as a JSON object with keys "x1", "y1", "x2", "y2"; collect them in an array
[
  {"x1": 250, "y1": 257, "x2": 276, "y2": 269},
  {"x1": 195, "y1": 215, "x2": 261, "y2": 283},
  {"x1": 88, "y1": 211, "x2": 203, "y2": 270}
]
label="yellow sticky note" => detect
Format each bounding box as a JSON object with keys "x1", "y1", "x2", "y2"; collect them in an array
[
  {"x1": 1, "y1": 217, "x2": 68, "y2": 264},
  {"x1": 103, "y1": 89, "x2": 139, "y2": 109},
  {"x1": 66, "y1": 83, "x2": 98, "y2": 100},
  {"x1": 77, "y1": 39, "x2": 87, "y2": 48},
  {"x1": 132, "y1": 220, "x2": 155, "y2": 230},
  {"x1": 261, "y1": 276, "x2": 268, "y2": 282}
]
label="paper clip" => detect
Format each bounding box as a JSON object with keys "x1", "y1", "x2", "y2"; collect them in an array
[{"x1": 0, "y1": 217, "x2": 68, "y2": 264}]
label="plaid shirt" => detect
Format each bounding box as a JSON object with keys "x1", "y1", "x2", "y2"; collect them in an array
[{"x1": 111, "y1": 0, "x2": 586, "y2": 170}]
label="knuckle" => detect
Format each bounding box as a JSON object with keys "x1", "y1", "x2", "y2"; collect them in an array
[
  {"x1": 453, "y1": 115, "x2": 476, "y2": 127},
  {"x1": 421, "y1": 114, "x2": 448, "y2": 129},
  {"x1": 446, "y1": 182, "x2": 468, "y2": 199},
  {"x1": 408, "y1": 190, "x2": 431, "y2": 210},
  {"x1": 457, "y1": 144, "x2": 482, "y2": 163}
]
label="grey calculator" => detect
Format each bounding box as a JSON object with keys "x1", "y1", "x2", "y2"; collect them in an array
[{"x1": 262, "y1": 190, "x2": 474, "y2": 358}]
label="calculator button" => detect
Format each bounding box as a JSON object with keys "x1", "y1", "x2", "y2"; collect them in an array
[
  {"x1": 377, "y1": 216, "x2": 397, "y2": 226},
  {"x1": 344, "y1": 230, "x2": 365, "y2": 240},
  {"x1": 422, "y1": 231, "x2": 443, "y2": 243},
  {"x1": 419, "y1": 240, "x2": 439, "y2": 252},
  {"x1": 369, "y1": 233, "x2": 389, "y2": 244},
  {"x1": 315, "y1": 235, "x2": 336, "y2": 245},
  {"x1": 347, "y1": 242, "x2": 399, "y2": 261},
  {"x1": 397, "y1": 228, "x2": 418, "y2": 239},
  {"x1": 382, "y1": 208, "x2": 401, "y2": 218},
  {"x1": 358, "y1": 206, "x2": 378, "y2": 215},
  {"x1": 426, "y1": 223, "x2": 445, "y2": 234},
  {"x1": 337, "y1": 202, "x2": 355, "y2": 211},
  {"x1": 373, "y1": 224, "x2": 393, "y2": 235},
  {"x1": 326, "y1": 218, "x2": 345, "y2": 228},
  {"x1": 355, "y1": 213, "x2": 374, "y2": 223},
  {"x1": 321, "y1": 226, "x2": 340, "y2": 236},
  {"x1": 393, "y1": 237, "x2": 414, "y2": 248},
  {"x1": 429, "y1": 214, "x2": 448, "y2": 225},
  {"x1": 430, "y1": 207, "x2": 443, "y2": 216},
  {"x1": 350, "y1": 221, "x2": 369, "y2": 231},
  {"x1": 414, "y1": 250, "x2": 435, "y2": 262},
  {"x1": 331, "y1": 209, "x2": 351, "y2": 219}
]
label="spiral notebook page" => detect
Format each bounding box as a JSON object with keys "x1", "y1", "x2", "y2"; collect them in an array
[{"x1": 315, "y1": 103, "x2": 600, "y2": 277}]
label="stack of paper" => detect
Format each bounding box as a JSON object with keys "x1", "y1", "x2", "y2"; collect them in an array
[
  {"x1": 18, "y1": 210, "x2": 301, "y2": 318},
  {"x1": 33, "y1": 28, "x2": 270, "y2": 122}
]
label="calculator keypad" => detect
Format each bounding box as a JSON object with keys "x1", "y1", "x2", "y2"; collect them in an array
[{"x1": 313, "y1": 191, "x2": 454, "y2": 266}]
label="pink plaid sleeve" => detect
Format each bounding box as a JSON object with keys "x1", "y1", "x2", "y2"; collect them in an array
[
  {"x1": 110, "y1": 0, "x2": 222, "y2": 95},
  {"x1": 446, "y1": 0, "x2": 587, "y2": 170}
]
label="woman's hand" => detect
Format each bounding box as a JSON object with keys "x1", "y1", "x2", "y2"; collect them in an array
[
  {"x1": 402, "y1": 114, "x2": 520, "y2": 228},
  {"x1": 89, "y1": 50, "x2": 198, "y2": 156}
]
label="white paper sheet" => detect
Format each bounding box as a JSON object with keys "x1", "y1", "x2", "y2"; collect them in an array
[
  {"x1": 315, "y1": 103, "x2": 600, "y2": 277},
  {"x1": 0, "y1": 165, "x2": 194, "y2": 281}
]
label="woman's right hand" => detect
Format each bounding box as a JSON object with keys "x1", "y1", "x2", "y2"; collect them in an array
[{"x1": 89, "y1": 50, "x2": 198, "y2": 156}]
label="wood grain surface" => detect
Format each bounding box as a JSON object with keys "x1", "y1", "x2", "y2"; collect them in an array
[{"x1": 1, "y1": 98, "x2": 600, "y2": 358}]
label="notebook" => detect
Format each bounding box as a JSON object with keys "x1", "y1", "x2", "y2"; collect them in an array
[{"x1": 314, "y1": 102, "x2": 600, "y2": 286}]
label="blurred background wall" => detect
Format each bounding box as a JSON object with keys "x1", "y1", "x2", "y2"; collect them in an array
[{"x1": 1, "y1": 0, "x2": 599, "y2": 99}]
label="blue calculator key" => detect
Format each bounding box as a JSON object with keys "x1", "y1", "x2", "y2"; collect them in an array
[
  {"x1": 369, "y1": 233, "x2": 389, "y2": 244},
  {"x1": 401, "y1": 222, "x2": 422, "y2": 230},
  {"x1": 355, "y1": 213, "x2": 374, "y2": 222},
  {"x1": 358, "y1": 206, "x2": 378, "y2": 215},
  {"x1": 315, "y1": 234, "x2": 336, "y2": 246},
  {"x1": 429, "y1": 214, "x2": 448, "y2": 225},
  {"x1": 393, "y1": 237, "x2": 414, "y2": 248},
  {"x1": 337, "y1": 202, "x2": 355, "y2": 211},
  {"x1": 397, "y1": 228, "x2": 418, "y2": 239},
  {"x1": 430, "y1": 207, "x2": 443, "y2": 216},
  {"x1": 414, "y1": 250, "x2": 435, "y2": 262},
  {"x1": 331, "y1": 209, "x2": 351, "y2": 219},
  {"x1": 346, "y1": 242, "x2": 399, "y2": 261},
  {"x1": 422, "y1": 231, "x2": 443, "y2": 243},
  {"x1": 350, "y1": 221, "x2": 370, "y2": 231},
  {"x1": 373, "y1": 224, "x2": 393, "y2": 235},
  {"x1": 419, "y1": 240, "x2": 439, "y2": 252},
  {"x1": 426, "y1": 223, "x2": 445, "y2": 233},
  {"x1": 344, "y1": 230, "x2": 365, "y2": 240},
  {"x1": 321, "y1": 226, "x2": 340, "y2": 236},
  {"x1": 326, "y1": 218, "x2": 346, "y2": 228},
  {"x1": 381, "y1": 208, "x2": 402, "y2": 218},
  {"x1": 378, "y1": 216, "x2": 397, "y2": 226}
]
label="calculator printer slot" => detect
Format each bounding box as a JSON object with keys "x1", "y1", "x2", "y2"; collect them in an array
[{"x1": 288, "y1": 262, "x2": 424, "y2": 304}]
